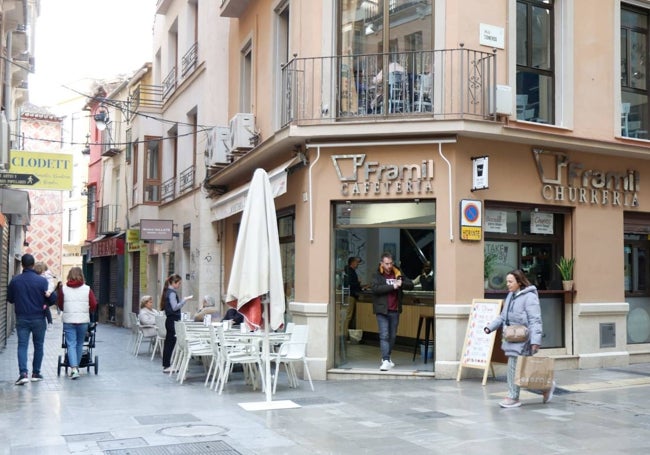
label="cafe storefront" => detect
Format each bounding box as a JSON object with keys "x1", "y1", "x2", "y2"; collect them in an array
[{"x1": 214, "y1": 134, "x2": 650, "y2": 381}]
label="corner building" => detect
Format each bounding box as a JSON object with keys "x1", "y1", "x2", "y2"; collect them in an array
[{"x1": 201, "y1": 0, "x2": 650, "y2": 381}]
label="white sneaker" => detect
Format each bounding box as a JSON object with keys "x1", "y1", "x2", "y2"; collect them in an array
[
  {"x1": 543, "y1": 381, "x2": 556, "y2": 404},
  {"x1": 379, "y1": 360, "x2": 393, "y2": 371},
  {"x1": 388, "y1": 359, "x2": 395, "y2": 368}
]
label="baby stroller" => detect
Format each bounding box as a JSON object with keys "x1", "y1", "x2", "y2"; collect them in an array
[{"x1": 57, "y1": 322, "x2": 99, "y2": 376}]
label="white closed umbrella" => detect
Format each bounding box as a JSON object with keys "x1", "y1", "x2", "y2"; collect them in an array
[{"x1": 226, "y1": 168, "x2": 298, "y2": 410}]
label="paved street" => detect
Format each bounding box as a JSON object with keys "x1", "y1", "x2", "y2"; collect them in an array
[{"x1": 2, "y1": 314, "x2": 650, "y2": 454}]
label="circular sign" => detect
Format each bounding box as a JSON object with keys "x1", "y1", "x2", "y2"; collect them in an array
[{"x1": 464, "y1": 203, "x2": 480, "y2": 223}]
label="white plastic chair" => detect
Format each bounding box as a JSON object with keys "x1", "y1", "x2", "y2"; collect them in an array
[
  {"x1": 214, "y1": 324, "x2": 265, "y2": 394},
  {"x1": 150, "y1": 314, "x2": 167, "y2": 360},
  {"x1": 176, "y1": 323, "x2": 213, "y2": 384},
  {"x1": 270, "y1": 324, "x2": 314, "y2": 393}
]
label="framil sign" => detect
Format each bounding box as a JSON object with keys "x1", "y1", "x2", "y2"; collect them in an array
[
  {"x1": 532, "y1": 148, "x2": 640, "y2": 207},
  {"x1": 331, "y1": 154, "x2": 434, "y2": 197}
]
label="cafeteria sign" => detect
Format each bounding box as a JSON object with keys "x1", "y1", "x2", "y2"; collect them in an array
[{"x1": 460, "y1": 199, "x2": 482, "y2": 241}]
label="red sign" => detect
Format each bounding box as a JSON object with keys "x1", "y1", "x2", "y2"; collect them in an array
[{"x1": 91, "y1": 237, "x2": 125, "y2": 258}]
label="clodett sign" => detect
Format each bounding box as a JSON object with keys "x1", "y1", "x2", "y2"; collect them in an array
[
  {"x1": 533, "y1": 148, "x2": 640, "y2": 207},
  {"x1": 331, "y1": 154, "x2": 434, "y2": 196}
]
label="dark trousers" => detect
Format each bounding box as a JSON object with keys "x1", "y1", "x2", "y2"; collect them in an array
[{"x1": 162, "y1": 316, "x2": 177, "y2": 368}]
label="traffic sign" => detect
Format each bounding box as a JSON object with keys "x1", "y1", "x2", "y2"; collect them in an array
[{"x1": 0, "y1": 173, "x2": 40, "y2": 185}]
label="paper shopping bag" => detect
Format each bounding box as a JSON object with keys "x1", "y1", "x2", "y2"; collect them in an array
[{"x1": 515, "y1": 356, "x2": 554, "y2": 390}]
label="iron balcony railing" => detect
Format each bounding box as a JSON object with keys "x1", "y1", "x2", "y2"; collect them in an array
[
  {"x1": 130, "y1": 84, "x2": 164, "y2": 111},
  {"x1": 162, "y1": 66, "x2": 177, "y2": 100},
  {"x1": 161, "y1": 176, "x2": 176, "y2": 202},
  {"x1": 97, "y1": 204, "x2": 120, "y2": 235},
  {"x1": 181, "y1": 42, "x2": 198, "y2": 78},
  {"x1": 281, "y1": 48, "x2": 497, "y2": 127},
  {"x1": 179, "y1": 165, "x2": 195, "y2": 193}
]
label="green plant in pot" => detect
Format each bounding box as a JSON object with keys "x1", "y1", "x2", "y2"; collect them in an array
[{"x1": 556, "y1": 256, "x2": 575, "y2": 290}]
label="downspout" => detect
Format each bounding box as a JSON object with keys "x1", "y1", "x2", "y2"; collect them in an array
[
  {"x1": 4, "y1": 31, "x2": 13, "y2": 137},
  {"x1": 307, "y1": 145, "x2": 321, "y2": 243},
  {"x1": 438, "y1": 142, "x2": 454, "y2": 242}
]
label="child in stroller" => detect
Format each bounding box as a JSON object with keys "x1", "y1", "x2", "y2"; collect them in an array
[{"x1": 57, "y1": 322, "x2": 98, "y2": 377}]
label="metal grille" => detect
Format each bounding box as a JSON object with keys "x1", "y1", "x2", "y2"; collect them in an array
[
  {"x1": 0, "y1": 225, "x2": 9, "y2": 350},
  {"x1": 104, "y1": 440, "x2": 240, "y2": 455}
]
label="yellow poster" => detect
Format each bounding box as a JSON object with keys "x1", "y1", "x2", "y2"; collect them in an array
[{"x1": 9, "y1": 150, "x2": 74, "y2": 190}]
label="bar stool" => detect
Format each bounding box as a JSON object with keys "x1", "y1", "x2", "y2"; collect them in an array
[{"x1": 412, "y1": 315, "x2": 435, "y2": 364}]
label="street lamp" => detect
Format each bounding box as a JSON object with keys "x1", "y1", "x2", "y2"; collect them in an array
[{"x1": 94, "y1": 105, "x2": 110, "y2": 131}]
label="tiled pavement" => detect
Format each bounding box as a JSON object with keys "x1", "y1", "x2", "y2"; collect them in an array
[{"x1": 2, "y1": 314, "x2": 650, "y2": 454}]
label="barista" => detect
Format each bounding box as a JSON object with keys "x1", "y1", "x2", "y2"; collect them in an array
[{"x1": 412, "y1": 261, "x2": 434, "y2": 291}]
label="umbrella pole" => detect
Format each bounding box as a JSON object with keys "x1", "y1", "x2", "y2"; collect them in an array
[{"x1": 263, "y1": 294, "x2": 272, "y2": 403}]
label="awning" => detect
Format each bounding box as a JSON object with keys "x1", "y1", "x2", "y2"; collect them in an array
[
  {"x1": 0, "y1": 188, "x2": 31, "y2": 226},
  {"x1": 210, "y1": 158, "x2": 295, "y2": 221}
]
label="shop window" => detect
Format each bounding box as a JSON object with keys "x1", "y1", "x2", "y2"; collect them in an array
[
  {"x1": 484, "y1": 206, "x2": 564, "y2": 290},
  {"x1": 278, "y1": 211, "x2": 295, "y2": 301},
  {"x1": 623, "y1": 214, "x2": 650, "y2": 344}
]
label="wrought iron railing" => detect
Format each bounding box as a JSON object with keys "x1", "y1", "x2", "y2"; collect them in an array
[
  {"x1": 162, "y1": 67, "x2": 177, "y2": 100},
  {"x1": 280, "y1": 48, "x2": 497, "y2": 127},
  {"x1": 130, "y1": 84, "x2": 164, "y2": 111},
  {"x1": 97, "y1": 204, "x2": 120, "y2": 234},
  {"x1": 179, "y1": 165, "x2": 195, "y2": 193},
  {"x1": 181, "y1": 42, "x2": 198, "y2": 78},
  {"x1": 161, "y1": 176, "x2": 176, "y2": 202}
]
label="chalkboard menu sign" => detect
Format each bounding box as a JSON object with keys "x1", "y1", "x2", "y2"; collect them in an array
[{"x1": 456, "y1": 298, "x2": 503, "y2": 385}]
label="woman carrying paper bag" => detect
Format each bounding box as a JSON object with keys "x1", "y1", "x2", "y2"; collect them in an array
[{"x1": 483, "y1": 269, "x2": 555, "y2": 408}]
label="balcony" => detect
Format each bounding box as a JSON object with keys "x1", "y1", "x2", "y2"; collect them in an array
[
  {"x1": 181, "y1": 42, "x2": 198, "y2": 78},
  {"x1": 179, "y1": 165, "x2": 195, "y2": 193},
  {"x1": 280, "y1": 48, "x2": 497, "y2": 127},
  {"x1": 162, "y1": 67, "x2": 177, "y2": 101},
  {"x1": 220, "y1": 0, "x2": 254, "y2": 18},
  {"x1": 161, "y1": 176, "x2": 176, "y2": 203},
  {"x1": 130, "y1": 84, "x2": 163, "y2": 112},
  {"x1": 96, "y1": 204, "x2": 120, "y2": 235}
]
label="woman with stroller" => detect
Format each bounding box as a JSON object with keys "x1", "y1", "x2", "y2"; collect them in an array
[{"x1": 57, "y1": 267, "x2": 97, "y2": 380}]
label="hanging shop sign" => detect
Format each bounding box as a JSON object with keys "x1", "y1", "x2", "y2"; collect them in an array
[
  {"x1": 9, "y1": 150, "x2": 73, "y2": 190},
  {"x1": 331, "y1": 154, "x2": 434, "y2": 197},
  {"x1": 533, "y1": 148, "x2": 639, "y2": 207}
]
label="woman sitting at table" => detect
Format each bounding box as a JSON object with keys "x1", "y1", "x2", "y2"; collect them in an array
[
  {"x1": 138, "y1": 295, "x2": 159, "y2": 337},
  {"x1": 194, "y1": 295, "x2": 220, "y2": 322}
]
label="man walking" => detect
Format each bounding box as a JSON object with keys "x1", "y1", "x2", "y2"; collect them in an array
[
  {"x1": 370, "y1": 252, "x2": 413, "y2": 371},
  {"x1": 8, "y1": 254, "x2": 57, "y2": 384}
]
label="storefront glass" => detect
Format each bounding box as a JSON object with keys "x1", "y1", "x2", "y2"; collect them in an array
[{"x1": 333, "y1": 200, "x2": 435, "y2": 369}]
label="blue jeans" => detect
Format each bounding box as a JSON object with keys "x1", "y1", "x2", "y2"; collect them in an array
[
  {"x1": 64, "y1": 323, "x2": 89, "y2": 369},
  {"x1": 16, "y1": 317, "x2": 47, "y2": 375},
  {"x1": 376, "y1": 311, "x2": 400, "y2": 361}
]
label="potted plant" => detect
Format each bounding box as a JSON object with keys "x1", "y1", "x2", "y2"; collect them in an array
[{"x1": 556, "y1": 256, "x2": 575, "y2": 291}]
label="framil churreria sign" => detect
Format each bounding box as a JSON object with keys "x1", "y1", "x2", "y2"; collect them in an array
[
  {"x1": 331, "y1": 154, "x2": 434, "y2": 197},
  {"x1": 533, "y1": 148, "x2": 640, "y2": 207}
]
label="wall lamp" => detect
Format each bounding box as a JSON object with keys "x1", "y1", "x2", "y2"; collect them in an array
[
  {"x1": 81, "y1": 133, "x2": 90, "y2": 155},
  {"x1": 94, "y1": 105, "x2": 110, "y2": 131}
]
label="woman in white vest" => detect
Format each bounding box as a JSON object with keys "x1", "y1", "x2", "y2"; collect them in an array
[{"x1": 57, "y1": 267, "x2": 98, "y2": 380}]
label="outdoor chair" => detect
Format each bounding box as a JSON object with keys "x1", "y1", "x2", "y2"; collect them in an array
[
  {"x1": 270, "y1": 324, "x2": 314, "y2": 393},
  {"x1": 150, "y1": 314, "x2": 167, "y2": 360}
]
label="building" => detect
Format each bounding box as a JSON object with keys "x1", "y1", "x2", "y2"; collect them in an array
[
  {"x1": 0, "y1": 0, "x2": 39, "y2": 350},
  {"x1": 199, "y1": 0, "x2": 650, "y2": 381}
]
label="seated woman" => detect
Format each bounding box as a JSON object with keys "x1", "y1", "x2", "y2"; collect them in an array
[
  {"x1": 194, "y1": 295, "x2": 220, "y2": 322},
  {"x1": 138, "y1": 295, "x2": 159, "y2": 337}
]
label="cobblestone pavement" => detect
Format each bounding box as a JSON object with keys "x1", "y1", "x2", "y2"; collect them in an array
[{"x1": 2, "y1": 315, "x2": 650, "y2": 454}]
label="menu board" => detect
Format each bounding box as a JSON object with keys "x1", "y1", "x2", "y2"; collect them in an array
[{"x1": 456, "y1": 298, "x2": 503, "y2": 385}]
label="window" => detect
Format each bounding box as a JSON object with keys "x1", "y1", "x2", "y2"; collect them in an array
[
  {"x1": 144, "y1": 137, "x2": 161, "y2": 203},
  {"x1": 621, "y1": 6, "x2": 649, "y2": 139},
  {"x1": 484, "y1": 205, "x2": 565, "y2": 290},
  {"x1": 274, "y1": 1, "x2": 290, "y2": 127},
  {"x1": 87, "y1": 185, "x2": 96, "y2": 223},
  {"x1": 66, "y1": 207, "x2": 78, "y2": 243},
  {"x1": 125, "y1": 128, "x2": 132, "y2": 163},
  {"x1": 516, "y1": 0, "x2": 554, "y2": 124},
  {"x1": 623, "y1": 214, "x2": 650, "y2": 344},
  {"x1": 278, "y1": 210, "x2": 295, "y2": 301},
  {"x1": 241, "y1": 42, "x2": 253, "y2": 113}
]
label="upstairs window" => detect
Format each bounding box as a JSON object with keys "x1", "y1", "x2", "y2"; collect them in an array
[{"x1": 621, "y1": 6, "x2": 649, "y2": 139}]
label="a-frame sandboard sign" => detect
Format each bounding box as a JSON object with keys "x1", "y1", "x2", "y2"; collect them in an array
[{"x1": 456, "y1": 298, "x2": 503, "y2": 385}]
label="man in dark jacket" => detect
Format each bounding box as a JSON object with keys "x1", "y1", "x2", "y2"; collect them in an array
[
  {"x1": 8, "y1": 254, "x2": 58, "y2": 384},
  {"x1": 370, "y1": 252, "x2": 413, "y2": 371}
]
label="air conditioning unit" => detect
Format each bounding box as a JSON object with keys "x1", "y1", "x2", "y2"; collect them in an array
[
  {"x1": 491, "y1": 85, "x2": 513, "y2": 115},
  {"x1": 205, "y1": 126, "x2": 230, "y2": 165},
  {"x1": 229, "y1": 113, "x2": 256, "y2": 150}
]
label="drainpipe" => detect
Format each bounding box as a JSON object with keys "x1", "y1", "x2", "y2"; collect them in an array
[
  {"x1": 307, "y1": 145, "x2": 321, "y2": 243},
  {"x1": 437, "y1": 142, "x2": 454, "y2": 242},
  {"x1": 4, "y1": 31, "x2": 13, "y2": 140}
]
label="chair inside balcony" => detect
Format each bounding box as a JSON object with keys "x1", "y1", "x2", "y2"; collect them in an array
[
  {"x1": 516, "y1": 94, "x2": 528, "y2": 118},
  {"x1": 388, "y1": 71, "x2": 409, "y2": 113}
]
